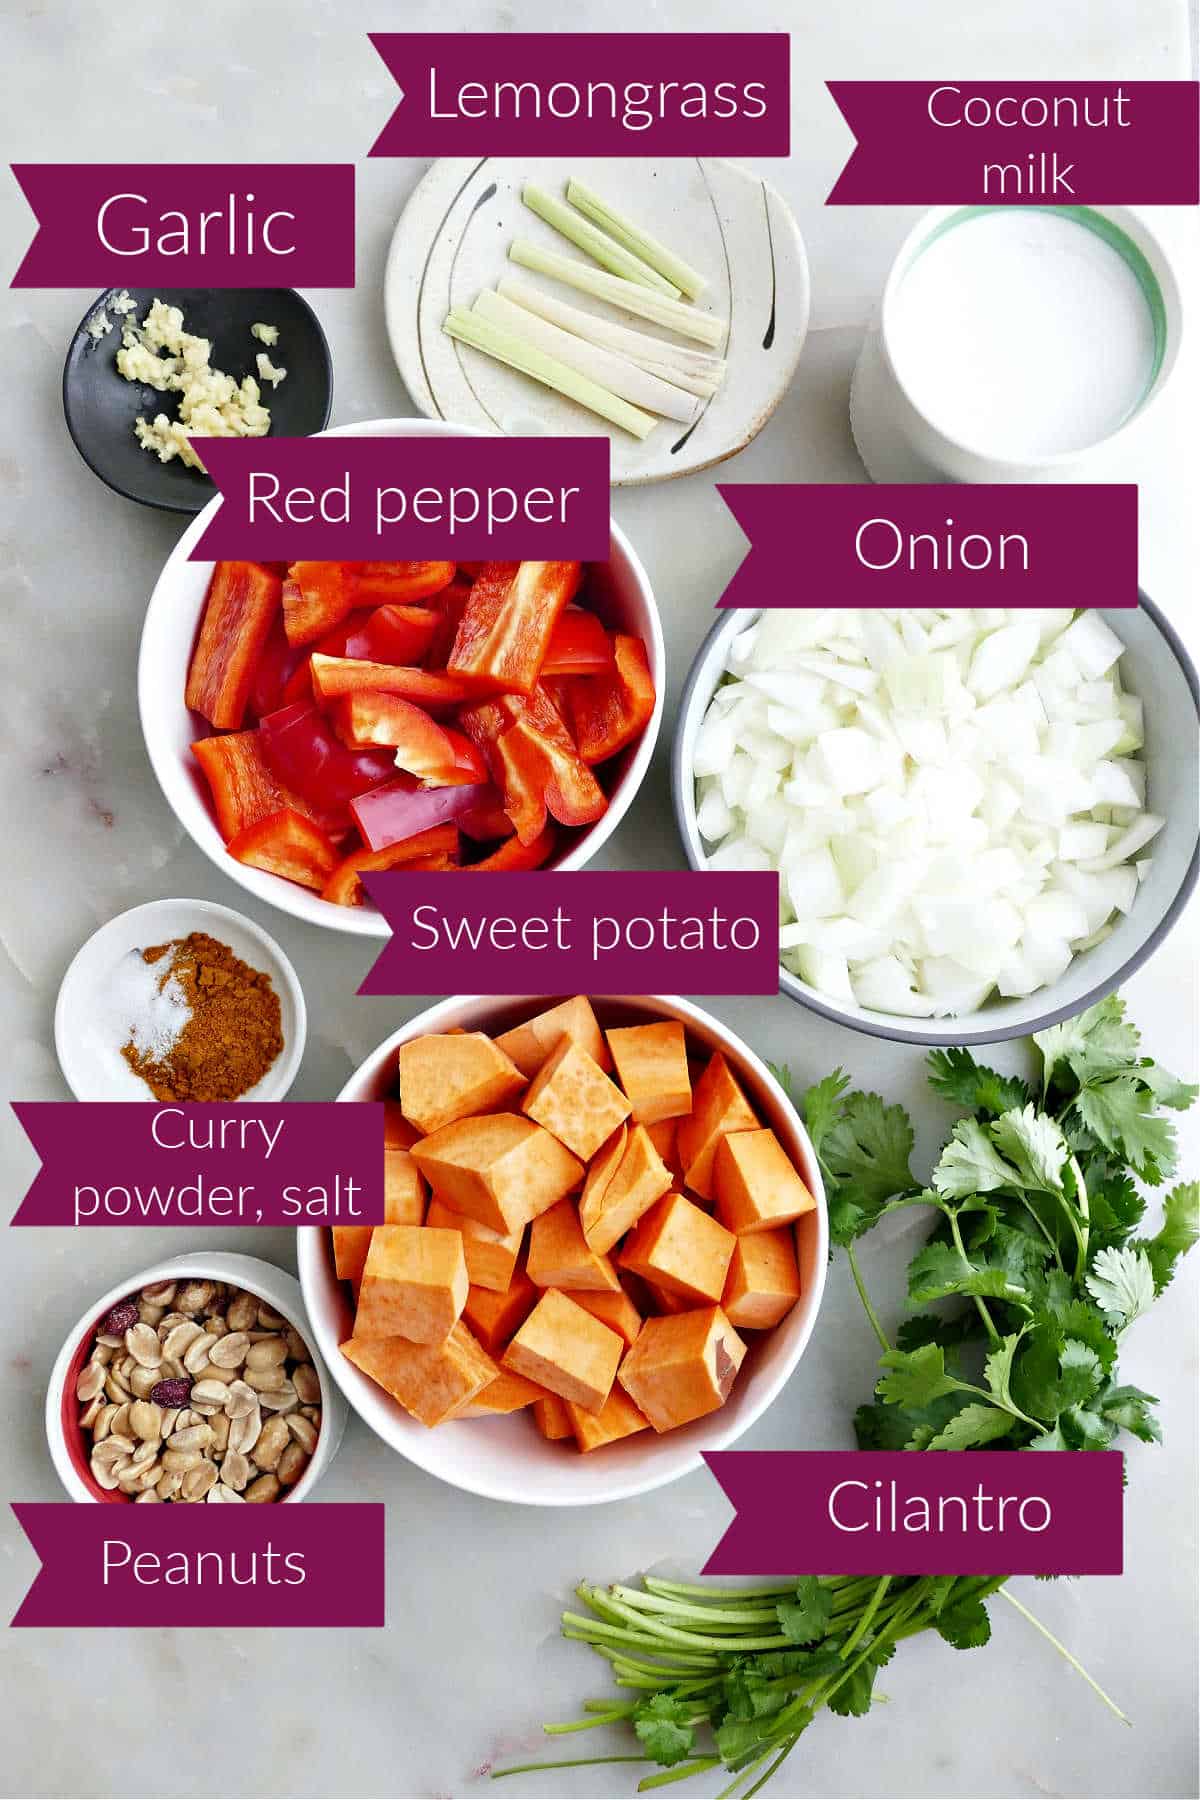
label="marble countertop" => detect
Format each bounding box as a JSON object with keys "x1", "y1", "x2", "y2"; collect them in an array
[{"x1": 0, "y1": 3, "x2": 1196, "y2": 1797}]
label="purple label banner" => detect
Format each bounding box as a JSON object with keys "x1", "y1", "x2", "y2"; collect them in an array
[
  {"x1": 828, "y1": 82, "x2": 1200, "y2": 204},
  {"x1": 10, "y1": 165, "x2": 355, "y2": 288},
  {"x1": 11, "y1": 1503, "x2": 385, "y2": 1627},
  {"x1": 717, "y1": 484, "x2": 1137, "y2": 610},
  {"x1": 11, "y1": 1102, "x2": 383, "y2": 1229},
  {"x1": 703, "y1": 1452, "x2": 1123, "y2": 1576},
  {"x1": 360, "y1": 871, "x2": 780, "y2": 996},
  {"x1": 191, "y1": 435, "x2": 610, "y2": 562},
  {"x1": 367, "y1": 34, "x2": 788, "y2": 156}
]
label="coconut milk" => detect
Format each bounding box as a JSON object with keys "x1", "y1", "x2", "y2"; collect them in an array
[{"x1": 886, "y1": 208, "x2": 1159, "y2": 461}]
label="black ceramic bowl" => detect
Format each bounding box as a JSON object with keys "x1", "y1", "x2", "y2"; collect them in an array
[{"x1": 62, "y1": 287, "x2": 333, "y2": 514}]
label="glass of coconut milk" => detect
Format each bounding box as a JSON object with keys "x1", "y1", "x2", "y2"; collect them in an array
[{"x1": 851, "y1": 205, "x2": 1181, "y2": 482}]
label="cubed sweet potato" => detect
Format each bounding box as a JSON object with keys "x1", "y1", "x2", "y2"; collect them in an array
[
  {"x1": 532, "y1": 1393, "x2": 575, "y2": 1440},
  {"x1": 646, "y1": 1118, "x2": 681, "y2": 1179},
  {"x1": 462, "y1": 1269, "x2": 539, "y2": 1354},
  {"x1": 398, "y1": 1031, "x2": 525, "y2": 1135},
  {"x1": 572, "y1": 1286, "x2": 643, "y2": 1348},
  {"x1": 619, "y1": 1193, "x2": 736, "y2": 1305},
  {"x1": 341, "y1": 1323, "x2": 496, "y2": 1426},
  {"x1": 579, "y1": 1123, "x2": 672, "y2": 1256},
  {"x1": 676, "y1": 1052, "x2": 760, "y2": 1200},
  {"x1": 383, "y1": 1099, "x2": 420, "y2": 1148},
  {"x1": 411, "y1": 1114, "x2": 583, "y2": 1234},
  {"x1": 425, "y1": 1197, "x2": 522, "y2": 1292},
  {"x1": 567, "y1": 1386, "x2": 650, "y2": 1453},
  {"x1": 606, "y1": 1022, "x2": 692, "y2": 1125},
  {"x1": 528, "y1": 1197, "x2": 621, "y2": 1292},
  {"x1": 618, "y1": 1306, "x2": 747, "y2": 1432},
  {"x1": 334, "y1": 1105, "x2": 427, "y2": 1281},
  {"x1": 722, "y1": 1229, "x2": 802, "y2": 1329},
  {"x1": 502, "y1": 1287, "x2": 623, "y2": 1413},
  {"x1": 715, "y1": 1130, "x2": 817, "y2": 1235},
  {"x1": 521, "y1": 1037, "x2": 631, "y2": 1161},
  {"x1": 496, "y1": 996, "x2": 610, "y2": 1077},
  {"x1": 355, "y1": 1223, "x2": 467, "y2": 1344},
  {"x1": 451, "y1": 1368, "x2": 550, "y2": 1418},
  {"x1": 643, "y1": 1279, "x2": 693, "y2": 1316}
]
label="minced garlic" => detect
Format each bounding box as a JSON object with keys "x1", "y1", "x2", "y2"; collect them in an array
[
  {"x1": 113, "y1": 299, "x2": 283, "y2": 473},
  {"x1": 255, "y1": 351, "x2": 287, "y2": 389},
  {"x1": 251, "y1": 321, "x2": 279, "y2": 346}
]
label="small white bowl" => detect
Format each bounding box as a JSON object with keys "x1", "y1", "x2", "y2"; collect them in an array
[
  {"x1": 47, "y1": 1252, "x2": 347, "y2": 1504},
  {"x1": 138, "y1": 417, "x2": 666, "y2": 938},
  {"x1": 674, "y1": 600, "x2": 1200, "y2": 1047},
  {"x1": 54, "y1": 898, "x2": 306, "y2": 1101},
  {"x1": 297, "y1": 994, "x2": 829, "y2": 1507}
]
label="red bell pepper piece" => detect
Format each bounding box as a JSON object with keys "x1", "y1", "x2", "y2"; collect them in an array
[
  {"x1": 461, "y1": 825, "x2": 557, "y2": 871},
  {"x1": 564, "y1": 634, "x2": 657, "y2": 765},
  {"x1": 321, "y1": 824, "x2": 461, "y2": 907},
  {"x1": 192, "y1": 730, "x2": 315, "y2": 841},
  {"x1": 460, "y1": 685, "x2": 607, "y2": 845},
  {"x1": 542, "y1": 610, "x2": 616, "y2": 676},
  {"x1": 283, "y1": 563, "x2": 355, "y2": 647},
  {"x1": 186, "y1": 561, "x2": 282, "y2": 730},
  {"x1": 309, "y1": 655, "x2": 472, "y2": 708},
  {"x1": 426, "y1": 576, "x2": 474, "y2": 669},
  {"x1": 457, "y1": 799, "x2": 516, "y2": 842},
  {"x1": 350, "y1": 778, "x2": 499, "y2": 852},
  {"x1": 330, "y1": 694, "x2": 486, "y2": 786},
  {"x1": 226, "y1": 808, "x2": 340, "y2": 891},
  {"x1": 250, "y1": 613, "x2": 308, "y2": 720},
  {"x1": 258, "y1": 703, "x2": 396, "y2": 832},
  {"x1": 309, "y1": 605, "x2": 441, "y2": 668},
  {"x1": 346, "y1": 562, "x2": 456, "y2": 606},
  {"x1": 447, "y1": 561, "x2": 582, "y2": 695}
]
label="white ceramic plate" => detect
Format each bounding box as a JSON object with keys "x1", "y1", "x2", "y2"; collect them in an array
[
  {"x1": 54, "y1": 898, "x2": 307, "y2": 1100},
  {"x1": 385, "y1": 157, "x2": 810, "y2": 485}
]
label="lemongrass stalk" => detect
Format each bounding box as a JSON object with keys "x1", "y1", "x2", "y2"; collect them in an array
[
  {"x1": 567, "y1": 176, "x2": 707, "y2": 299},
  {"x1": 523, "y1": 182, "x2": 680, "y2": 296},
  {"x1": 509, "y1": 238, "x2": 726, "y2": 347},
  {"x1": 473, "y1": 290, "x2": 699, "y2": 424},
  {"x1": 442, "y1": 307, "x2": 656, "y2": 439},
  {"x1": 498, "y1": 277, "x2": 726, "y2": 377},
  {"x1": 628, "y1": 357, "x2": 722, "y2": 398}
]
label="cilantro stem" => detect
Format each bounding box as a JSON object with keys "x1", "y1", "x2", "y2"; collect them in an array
[
  {"x1": 637, "y1": 1758, "x2": 722, "y2": 1790},
  {"x1": 946, "y1": 1208, "x2": 1002, "y2": 1346},
  {"x1": 999, "y1": 1589, "x2": 1130, "y2": 1725},
  {"x1": 492, "y1": 1755, "x2": 651, "y2": 1779},
  {"x1": 1069, "y1": 1153, "x2": 1090, "y2": 1277},
  {"x1": 837, "y1": 1576, "x2": 891, "y2": 1659},
  {"x1": 544, "y1": 1708, "x2": 636, "y2": 1734},
  {"x1": 738, "y1": 1736, "x2": 802, "y2": 1800},
  {"x1": 846, "y1": 1242, "x2": 892, "y2": 1352}
]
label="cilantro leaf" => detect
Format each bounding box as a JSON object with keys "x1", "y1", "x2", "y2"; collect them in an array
[
  {"x1": 1084, "y1": 1245, "x2": 1157, "y2": 1329},
  {"x1": 1137, "y1": 1062, "x2": 1199, "y2": 1111},
  {"x1": 990, "y1": 1105, "x2": 1069, "y2": 1193},
  {"x1": 906, "y1": 1240, "x2": 1029, "y2": 1306},
  {"x1": 827, "y1": 1643, "x2": 894, "y2": 1717},
  {"x1": 1057, "y1": 1404, "x2": 1117, "y2": 1450},
  {"x1": 1075, "y1": 1077, "x2": 1177, "y2": 1182},
  {"x1": 721, "y1": 1668, "x2": 788, "y2": 1723},
  {"x1": 926, "y1": 1046, "x2": 1030, "y2": 1117},
  {"x1": 932, "y1": 1118, "x2": 1022, "y2": 1198},
  {"x1": 1132, "y1": 1181, "x2": 1199, "y2": 1294},
  {"x1": 1035, "y1": 994, "x2": 1141, "y2": 1093},
  {"x1": 804, "y1": 1083, "x2": 916, "y2": 1247},
  {"x1": 776, "y1": 1578, "x2": 834, "y2": 1645},
  {"x1": 854, "y1": 1391, "x2": 973, "y2": 1451},
  {"x1": 1085, "y1": 1161, "x2": 1146, "y2": 1252},
  {"x1": 633, "y1": 1694, "x2": 695, "y2": 1767},
  {"x1": 935, "y1": 1593, "x2": 993, "y2": 1649},
  {"x1": 876, "y1": 1343, "x2": 961, "y2": 1408},
  {"x1": 1099, "y1": 1384, "x2": 1162, "y2": 1444},
  {"x1": 896, "y1": 1311, "x2": 984, "y2": 1353},
  {"x1": 799, "y1": 1067, "x2": 849, "y2": 1150},
  {"x1": 925, "y1": 1403, "x2": 1015, "y2": 1450},
  {"x1": 714, "y1": 1716, "x2": 777, "y2": 1767},
  {"x1": 1011, "y1": 1327, "x2": 1104, "y2": 1423},
  {"x1": 983, "y1": 1330, "x2": 1029, "y2": 1412}
]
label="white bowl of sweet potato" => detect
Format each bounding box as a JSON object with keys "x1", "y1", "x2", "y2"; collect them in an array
[{"x1": 297, "y1": 994, "x2": 828, "y2": 1505}]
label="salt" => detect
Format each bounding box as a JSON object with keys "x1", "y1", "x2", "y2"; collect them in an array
[
  {"x1": 887, "y1": 208, "x2": 1158, "y2": 460},
  {"x1": 101, "y1": 946, "x2": 192, "y2": 1064}
]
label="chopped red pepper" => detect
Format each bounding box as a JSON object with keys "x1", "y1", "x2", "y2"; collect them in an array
[
  {"x1": 227, "y1": 808, "x2": 340, "y2": 891},
  {"x1": 564, "y1": 634, "x2": 657, "y2": 765},
  {"x1": 447, "y1": 561, "x2": 582, "y2": 695},
  {"x1": 346, "y1": 562, "x2": 456, "y2": 606},
  {"x1": 460, "y1": 825, "x2": 557, "y2": 871},
  {"x1": 283, "y1": 563, "x2": 359, "y2": 647},
  {"x1": 426, "y1": 576, "x2": 474, "y2": 669},
  {"x1": 186, "y1": 561, "x2": 282, "y2": 730},
  {"x1": 458, "y1": 798, "x2": 516, "y2": 842},
  {"x1": 330, "y1": 693, "x2": 486, "y2": 785},
  {"x1": 542, "y1": 610, "x2": 616, "y2": 676},
  {"x1": 350, "y1": 777, "x2": 499, "y2": 852},
  {"x1": 461, "y1": 685, "x2": 607, "y2": 844},
  {"x1": 192, "y1": 730, "x2": 315, "y2": 841},
  {"x1": 250, "y1": 613, "x2": 308, "y2": 720},
  {"x1": 258, "y1": 703, "x2": 396, "y2": 832},
  {"x1": 309, "y1": 655, "x2": 472, "y2": 708},
  {"x1": 321, "y1": 824, "x2": 461, "y2": 907}
]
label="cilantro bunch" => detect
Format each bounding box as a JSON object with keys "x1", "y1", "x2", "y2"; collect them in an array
[
  {"x1": 495, "y1": 996, "x2": 1196, "y2": 1798},
  {"x1": 802, "y1": 995, "x2": 1197, "y2": 1456}
]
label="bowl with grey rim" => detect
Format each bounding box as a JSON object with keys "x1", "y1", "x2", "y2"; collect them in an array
[{"x1": 671, "y1": 597, "x2": 1199, "y2": 1046}]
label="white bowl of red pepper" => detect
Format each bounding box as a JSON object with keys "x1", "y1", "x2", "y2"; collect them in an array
[{"x1": 138, "y1": 418, "x2": 665, "y2": 936}]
